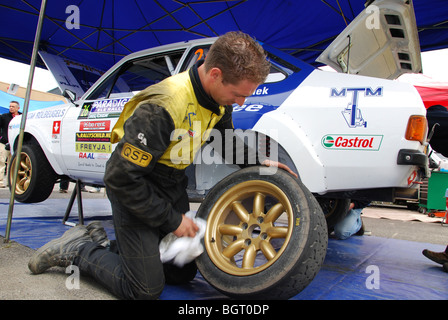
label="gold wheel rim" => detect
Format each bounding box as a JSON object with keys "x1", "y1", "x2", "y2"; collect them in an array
[
  {"x1": 10, "y1": 152, "x2": 32, "y2": 195},
  {"x1": 204, "y1": 180, "x2": 294, "y2": 276}
]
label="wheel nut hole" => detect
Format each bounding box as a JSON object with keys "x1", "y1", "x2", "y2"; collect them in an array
[{"x1": 248, "y1": 224, "x2": 261, "y2": 239}]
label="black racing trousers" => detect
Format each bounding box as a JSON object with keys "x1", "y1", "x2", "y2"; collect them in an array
[{"x1": 74, "y1": 167, "x2": 196, "y2": 300}]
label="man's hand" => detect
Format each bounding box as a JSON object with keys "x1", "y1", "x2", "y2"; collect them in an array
[
  {"x1": 173, "y1": 214, "x2": 199, "y2": 238},
  {"x1": 261, "y1": 159, "x2": 298, "y2": 179}
]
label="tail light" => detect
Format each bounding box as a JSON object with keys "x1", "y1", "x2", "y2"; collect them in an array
[{"x1": 405, "y1": 115, "x2": 427, "y2": 144}]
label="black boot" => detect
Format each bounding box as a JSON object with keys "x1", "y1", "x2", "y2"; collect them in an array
[
  {"x1": 422, "y1": 246, "x2": 448, "y2": 265},
  {"x1": 28, "y1": 225, "x2": 92, "y2": 274},
  {"x1": 86, "y1": 221, "x2": 110, "y2": 247}
]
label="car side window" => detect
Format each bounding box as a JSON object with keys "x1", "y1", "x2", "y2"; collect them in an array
[
  {"x1": 265, "y1": 63, "x2": 288, "y2": 83},
  {"x1": 87, "y1": 50, "x2": 185, "y2": 100},
  {"x1": 181, "y1": 46, "x2": 210, "y2": 71}
]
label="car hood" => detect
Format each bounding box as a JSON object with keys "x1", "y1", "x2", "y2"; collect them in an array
[{"x1": 316, "y1": 0, "x2": 422, "y2": 80}]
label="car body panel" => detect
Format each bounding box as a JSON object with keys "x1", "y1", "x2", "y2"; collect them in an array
[
  {"x1": 253, "y1": 69, "x2": 425, "y2": 193},
  {"x1": 60, "y1": 97, "x2": 131, "y2": 184}
]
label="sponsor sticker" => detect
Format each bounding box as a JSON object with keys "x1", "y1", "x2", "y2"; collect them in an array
[
  {"x1": 76, "y1": 132, "x2": 111, "y2": 142},
  {"x1": 52, "y1": 121, "x2": 61, "y2": 134},
  {"x1": 79, "y1": 120, "x2": 110, "y2": 131},
  {"x1": 79, "y1": 152, "x2": 95, "y2": 159},
  {"x1": 330, "y1": 87, "x2": 383, "y2": 129},
  {"x1": 78, "y1": 98, "x2": 129, "y2": 119},
  {"x1": 407, "y1": 170, "x2": 418, "y2": 185},
  {"x1": 75, "y1": 142, "x2": 112, "y2": 153},
  {"x1": 121, "y1": 142, "x2": 152, "y2": 167},
  {"x1": 321, "y1": 134, "x2": 383, "y2": 151},
  {"x1": 27, "y1": 108, "x2": 67, "y2": 120}
]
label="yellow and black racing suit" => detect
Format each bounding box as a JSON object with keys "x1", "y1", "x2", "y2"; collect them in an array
[{"x1": 75, "y1": 62, "x2": 262, "y2": 300}]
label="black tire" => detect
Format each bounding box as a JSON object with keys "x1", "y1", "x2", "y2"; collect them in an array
[
  {"x1": 195, "y1": 166, "x2": 328, "y2": 300},
  {"x1": 8, "y1": 144, "x2": 57, "y2": 203},
  {"x1": 316, "y1": 197, "x2": 351, "y2": 230}
]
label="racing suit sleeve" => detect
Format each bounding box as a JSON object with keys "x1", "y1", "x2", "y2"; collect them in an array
[
  {"x1": 212, "y1": 105, "x2": 267, "y2": 167},
  {"x1": 104, "y1": 103, "x2": 182, "y2": 233}
]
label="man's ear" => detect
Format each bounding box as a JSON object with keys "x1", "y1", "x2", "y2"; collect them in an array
[{"x1": 209, "y1": 67, "x2": 222, "y2": 81}]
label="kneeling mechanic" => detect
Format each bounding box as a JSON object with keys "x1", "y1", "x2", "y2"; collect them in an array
[{"x1": 28, "y1": 31, "x2": 296, "y2": 300}]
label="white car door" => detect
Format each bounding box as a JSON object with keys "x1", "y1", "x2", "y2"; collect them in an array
[{"x1": 59, "y1": 50, "x2": 187, "y2": 184}]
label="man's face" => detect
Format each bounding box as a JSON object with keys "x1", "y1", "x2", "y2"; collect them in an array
[
  {"x1": 9, "y1": 103, "x2": 19, "y2": 114},
  {"x1": 209, "y1": 70, "x2": 259, "y2": 107}
]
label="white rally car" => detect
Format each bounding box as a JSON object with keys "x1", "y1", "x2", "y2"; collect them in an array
[{"x1": 8, "y1": 0, "x2": 429, "y2": 299}]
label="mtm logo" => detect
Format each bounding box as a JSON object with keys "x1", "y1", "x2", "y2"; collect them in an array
[{"x1": 331, "y1": 87, "x2": 383, "y2": 128}]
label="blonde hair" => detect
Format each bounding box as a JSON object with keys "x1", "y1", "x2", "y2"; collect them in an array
[{"x1": 204, "y1": 31, "x2": 270, "y2": 85}]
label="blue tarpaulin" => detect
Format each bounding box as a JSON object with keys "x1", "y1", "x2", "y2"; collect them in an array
[{"x1": 0, "y1": 198, "x2": 447, "y2": 300}]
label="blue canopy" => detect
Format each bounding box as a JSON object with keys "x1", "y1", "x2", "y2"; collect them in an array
[{"x1": 0, "y1": 0, "x2": 447, "y2": 73}]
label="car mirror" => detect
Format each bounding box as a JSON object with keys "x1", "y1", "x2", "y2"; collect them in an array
[{"x1": 62, "y1": 89, "x2": 77, "y2": 104}]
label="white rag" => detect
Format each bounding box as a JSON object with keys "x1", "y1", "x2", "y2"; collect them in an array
[{"x1": 159, "y1": 211, "x2": 206, "y2": 267}]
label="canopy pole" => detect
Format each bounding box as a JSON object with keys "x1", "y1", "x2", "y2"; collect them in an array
[{"x1": 4, "y1": 0, "x2": 47, "y2": 243}]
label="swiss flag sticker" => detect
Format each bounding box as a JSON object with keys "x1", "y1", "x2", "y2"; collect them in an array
[{"x1": 52, "y1": 121, "x2": 61, "y2": 134}]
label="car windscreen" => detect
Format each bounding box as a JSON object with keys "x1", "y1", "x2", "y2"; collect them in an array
[{"x1": 86, "y1": 50, "x2": 184, "y2": 100}]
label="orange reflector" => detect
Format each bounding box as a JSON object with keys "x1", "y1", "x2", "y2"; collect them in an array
[{"x1": 405, "y1": 115, "x2": 427, "y2": 144}]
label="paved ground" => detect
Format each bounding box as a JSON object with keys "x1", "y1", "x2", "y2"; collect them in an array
[
  {"x1": 0, "y1": 184, "x2": 116, "y2": 300},
  {"x1": 361, "y1": 205, "x2": 447, "y2": 245},
  {"x1": 0, "y1": 182, "x2": 446, "y2": 300}
]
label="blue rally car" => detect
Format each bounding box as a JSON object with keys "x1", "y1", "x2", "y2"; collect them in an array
[{"x1": 8, "y1": 0, "x2": 428, "y2": 299}]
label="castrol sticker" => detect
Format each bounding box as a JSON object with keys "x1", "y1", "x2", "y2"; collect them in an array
[{"x1": 321, "y1": 134, "x2": 383, "y2": 151}]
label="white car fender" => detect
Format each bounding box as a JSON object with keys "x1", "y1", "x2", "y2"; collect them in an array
[{"x1": 253, "y1": 111, "x2": 328, "y2": 193}]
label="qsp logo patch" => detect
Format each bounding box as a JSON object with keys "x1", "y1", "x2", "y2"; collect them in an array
[{"x1": 121, "y1": 143, "x2": 152, "y2": 167}]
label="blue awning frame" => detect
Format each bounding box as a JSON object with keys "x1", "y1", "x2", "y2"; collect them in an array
[{"x1": 0, "y1": 0, "x2": 447, "y2": 74}]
